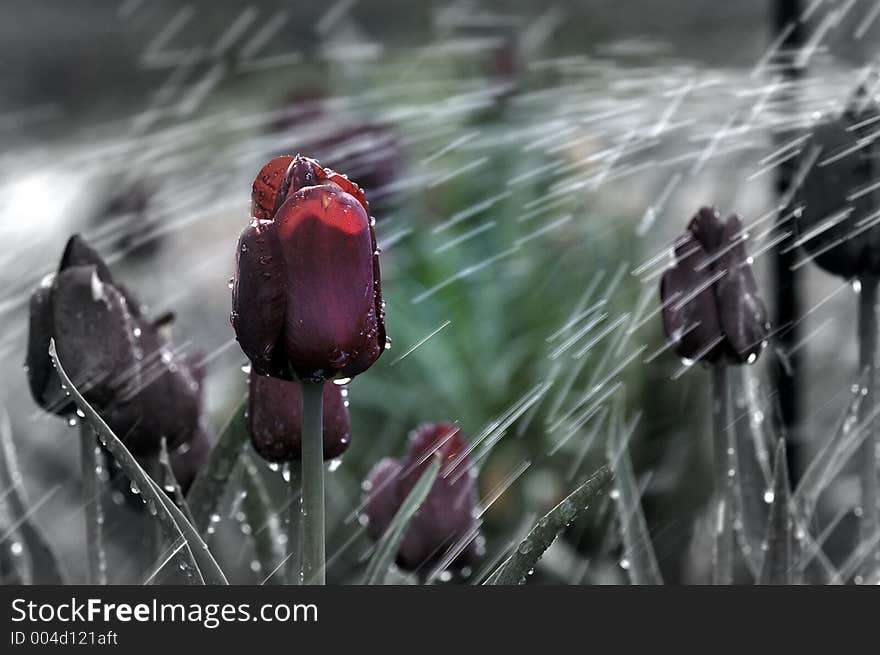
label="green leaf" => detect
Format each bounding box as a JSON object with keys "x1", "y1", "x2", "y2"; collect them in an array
[
  {"x1": 187, "y1": 397, "x2": 249, "y2": 534},
  {"x1": 363, "y1": 456, "x2": 440, "y2": 585},
  {"x1": 50, "y1": 340, "x2": 228, "y2": 585},
  {"x1": 492, "y1": 465, "x2": 613, "y2": 585},
  {"x1": 0, "y1": 406, "x2": 66, "y2": 584},
  {"x1": 758, "y1": 439, "x2": 793, "y2": 585}
]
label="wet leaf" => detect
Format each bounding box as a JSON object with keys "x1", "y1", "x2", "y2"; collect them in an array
[
  {"x1": 50, "y1": 340, "x2": 227, "y2": 585},
  {"x1": 187, "y1": 396, "x2": 248, "y2": 534},
  {"x1": 758, "y1": 439, "x2": 793, "y2": 585},
  {"x1": 492, "y1": 465, "x2": 613, "y2": 585},
  {"x1": 240, "y1": 453, "x2": 286, "y2": 584},
  {"x1": 607, "y1": 404, "x2": 663, "y2": 585},
  {"x1": 794, "y1": 380, "x2": 873, "y2": 522}
]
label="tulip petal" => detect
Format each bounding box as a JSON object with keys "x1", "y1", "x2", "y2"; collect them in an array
[
  {"x1": 51, "y1": 265, "x2": 140, "y2": 408},
  {"x1": 275, "y1": 184, "x2": 382, "y2": 381},
  {"x1": 104, "y1": 323, "x2": 203, "y2": 455},
  {"x1": 251, "y1": 155, "x2": 294, "y2": 220},
  {"x1": 660, "y1": 234, "x2": 724, "y2": 363},
  {"x1": 58, "y1": 234, "x2": 114, "y2": 281},
  {"x1": 25, "y1": 279, "x2": 70, "y2": 413},
  {"x1": 715, "y1": 215, "x2": 769, "y2": 363},
  {"x1": 687, "y1": 206, "x2": 725, "y2": 253},
  {"x1": 247, "y1": 376, "x2": 350, "y2": 462},
  {"x1": 800, "y1": 117, "x2": 876, "y2": 278},
  {"x1": 363, "y1": 457, "x2": 404, "y2": 541},
  {"x1": 396, "y1": 423, "x2": 479, "y2": 570},
  {"x1": 232, "y1": 220, "x2": 288, "y2": 378}
]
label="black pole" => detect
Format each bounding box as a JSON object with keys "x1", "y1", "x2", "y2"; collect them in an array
[{"x1": 772, "y1": 0, "x2": 805, "y2": 481}]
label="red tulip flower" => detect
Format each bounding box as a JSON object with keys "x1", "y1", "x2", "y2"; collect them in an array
[
  {"x1": 232, "y1": 155, "x2": 386, "y2": 382},
  {"x1": 364, "y1": 423, "x2": 483, "y2": 571},
  {"x1": 248, "y1": 375, "x2": 350, "y2": 462}
]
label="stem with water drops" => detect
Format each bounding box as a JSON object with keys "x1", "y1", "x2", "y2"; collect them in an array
[
  {"x1": 711, "y1": 365, "x2": 734, "y2": 585},
  {"x1": 857, "y1": 275, "x2": 880, "y2": 582},
  {"x1": 286, "y1": 464, "x2": 302, "y2": 584},
  {"x1": 79, "y1": 422, "x2": 106, "y2": 585},
  {"x1": 300, "y1": 381, "x2": 325, "y2": 584}
]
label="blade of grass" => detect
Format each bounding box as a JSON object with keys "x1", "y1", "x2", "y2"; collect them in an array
[
  {"x1": 50, "y1": 340, "x2": 228, "y2": 585},
  {"x1": 607, "y1": 400, "x2": 663, "y2": 585},
  {"x1": 758, "y1": 439, "x2": 793, "y2": 584},
  {"x1": 492, "y1": 465, "x2": 613, "y2": 585},
  {"x1": 240, "y1": 453, "x2": 286, "y2": 585},
  {"x1": 794, "y1": 377, "x2": 880, "y2": 522},
  {"x1": 0, "y1": 406, "x2": 66, "y2": 584},
  {"x1": 187, "y1": 396, "x2": 248, "y2": 534},
  {"x1": 363, "y1": 456, "x2": 440, "y2": 585}
]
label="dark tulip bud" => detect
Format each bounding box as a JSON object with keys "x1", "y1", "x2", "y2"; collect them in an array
[
  {"x1": 660, "y1": 207, "x2": 769, "y2": 365},
  {"x1": 25, "y1": 235, "x2": 204, "y2": 456},
  {"x1": 364, "y1": 458, "x2": 404, "y2": 542},
  {"x1": 363, "y1": 423, "x2": 482, "y2": 571},
  {"x1": 247, "y1": 374, "x2": 350, "y2": 462},
  {"x1": 796, "y1": 96, "x2": 880, "y2": 279},
  {"x1": 233, "y1": 155, "x2": 386, "y2": 382}
]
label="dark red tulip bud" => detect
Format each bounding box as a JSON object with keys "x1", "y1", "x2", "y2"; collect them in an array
[
  {"x1": 233, "y1": 155, "x2": 386, "y2": 382},
  {"x1": 797, "y1": 95, "x2": 880, "y2": 279},
  {"x1": 660, "y1": 207, "x2": 770, "y2": 365},
  {"x1": 26, "y1": 235, "x2": 204, "y2": 455},
  {"x1": 247, "y1": 375, "x2": 350, "y2": 462},
  {"x1": 363, "y1": 423, "x2": 482, "y2": 571},
  {"x1": 364, "y1": 458, "x2": 404, "y2": 542}
]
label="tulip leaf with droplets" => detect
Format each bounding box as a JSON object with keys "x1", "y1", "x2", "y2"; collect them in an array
[
  {"x1": 50, "y1": 340, "x2": 228, "y2": 585},
  {"x1": 187, "y1": 396, "x2": 248, "y2": 534},
  {"x1": 0, "y1": 407, "x2": 67, "y2": 584},
  {"x1": 492, "y1": 465, "x2": 613, "y2": 585},
  {"x1": 363, "y1": 456, "x2": 439, "y2": 585},
  {"x1": 758, "y1": 440, "x2": 793, "y2": 585}
]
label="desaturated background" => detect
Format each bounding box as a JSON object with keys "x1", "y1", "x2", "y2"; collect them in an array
[{"x1": 0, "y1": 0, "x2": 877, "y2": 583}]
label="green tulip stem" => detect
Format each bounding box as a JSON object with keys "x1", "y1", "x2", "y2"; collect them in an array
[
  {"x1": 79, "y1": 422, "x2": 107, "y2": 585},
  {"x1": 300, "y1": 381, "x2": 325, "y2": 585},
  {"x1": 711, "y1": 365, "x2": 734, "y2": 585},
  {"x1": 858, "y1": 275, "x2": 880, "y2": 581}
]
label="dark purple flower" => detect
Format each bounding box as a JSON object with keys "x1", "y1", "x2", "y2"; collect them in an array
[
  {"x1": 797, "y1": 97, "x2": 880, "y2": 279},
  {"x1": 248, "y1": 375, "x2": 350, "y2": 462},
  {"x1": 26, "y1": 235, "x2": 203, "y2": 455},
  {"x1": 363, "y1": 423, "x2": 482, "y2": 571},
  {"x1": 232, "y1": 155, "x2": 386, "y2": 382},
  {"x1": 660, "y1": 207, "x2": 770, "y2": 365}
]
